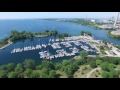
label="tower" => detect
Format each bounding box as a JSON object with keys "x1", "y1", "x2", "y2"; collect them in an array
[{"x1": 114, "y1": 12, "x2": 120, "y2": 28}]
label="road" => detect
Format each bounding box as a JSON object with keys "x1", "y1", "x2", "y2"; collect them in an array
[{"x1": 86, "y1": 67, "x2": 101, "y2": 78}]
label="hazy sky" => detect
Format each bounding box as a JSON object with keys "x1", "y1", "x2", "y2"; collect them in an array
[{"x1": 0, "y1": 12, "x2": 118, "y2": 19}]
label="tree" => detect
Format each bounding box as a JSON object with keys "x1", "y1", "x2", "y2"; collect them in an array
[
  {"x1": 103, "y1": 40, "x2": 107, "y2": 45},
  {"x1": 24, "y1": 68, "x2": 32, "y2": 78},
  {"x1": 41, "y1": 67, "x2": 49, "y2": 78},
  {"x1": 36, "y1": 65, "x2": 42, "y2": 70},
  {"x1": 62, "y1": 60, "x2": 69, "y2": 66},
  {"x1": 80, "y1": 51, "x2": 88, "y2": 60},
  {"x1": 74, "y1": 59, "x2": 81, "y2": 66},
  {"x1": 23, "y1": 59, "x2": 35, "y2": 69},
  {"x1": 7, "y1": 63, "x2": 15, "y2": 72},
  {"x1": 45, "y1": 30, "x2": 49, "y2": 33},
  {"x1": 86, "y1": 31, "x2": 92, "y2": 36},
  {"x1": 57, "y1": 34, "x2": 63, "y2": 39},
  {"x1": 64, "y1": 65, "x2": 74, "y2": 78},
  {"x1": 15, "y1": 63, "x2": 24, "y2": 73},
  {"x1": 41, "y1": 60, "x2": 55, "y2": 70},
  {"x1": 108, "y1": 64, "x2": 116, "y2": 70},
  {"x1": 49, "y1": 70, "x2": 56, "y2": 78},
  {"x1": 63, "y1": 33, "x2": 69, "y2": 37},
  {"x1": 51, "y1": 30, "x2": 58, "y2": 36},
  {"x1": 55, "y1": 63, "x2": 62, "y2": 70},
  {"x1": 101, "y1": 71, "x2": 109, "y2": 78},
  {"x1": 7, "y1": 71, "x2": 18, "y2": 78},
  {"x1": 90, "y1": 61, "x2": 97, "y2": 68},
  {"x1": 30, "y1": 72, "x2": 40, "y2": 78},
  {"x1": 109, "y1": 70, "x2": 119, "y2": 78},
  {"x1": 80, "y1": 31, "x2": 85, "y2": 36},
  {"x1": 96, "y1": 59, "x2": 102, "y2": 65},
  {"x1": 117, "y1": 69, "x2": 120, "y2": 76},
  {"x1": 14, "y1": 63, "x2": 24, "y2": 78},
  {"x1": 0, "y1": 70, "x2": 7, "y2": 78},
  {"x1": 118, "y1": 60, "x2": 120, "y2": 64},
  {"x1": 100, "y1": 62, "x2": 109, "y2": 71}
]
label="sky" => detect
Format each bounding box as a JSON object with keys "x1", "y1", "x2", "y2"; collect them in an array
[{"x1": 0, "y1": 12, "x2": 118, "y2": 19}]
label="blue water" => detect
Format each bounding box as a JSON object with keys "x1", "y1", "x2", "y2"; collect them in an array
[{"x1": 0, "y1": 19, "x2": 120, "y2": 65}]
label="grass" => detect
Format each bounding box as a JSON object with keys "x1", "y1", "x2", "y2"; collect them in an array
[{"x1": 74, "y1": 65, "x2": 93, "y2": 78}]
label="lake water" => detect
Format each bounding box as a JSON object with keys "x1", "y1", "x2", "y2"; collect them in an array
[{"x1": 0, "y1": 19, "x2": 120, "y2": 65}]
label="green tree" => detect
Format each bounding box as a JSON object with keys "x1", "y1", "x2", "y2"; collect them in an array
[
  {"x1": 86, "y1": 31, "x2": 92, "y2": 36},
  {"x1": 80, "y1": 31, "x2": 85, "y2": 36},
  {"x1": 96, "y1": 59, "x2": 102, "y2": 65},
  {"x1": 90, "y1": 61, "x2": 97, "y2": 68},
  {"x1": 49, "y1": 70, "x2": 56, "y2": 78},
  {"x1": 100, "y1": 62, "x2": 109, "y2": 71},
  {"x1": 74, "y1": 59, "x2": 81, "y2": 66},
  {"x1": 108, "y1": 64, "x2": 116, "y2": 70},
  {"x1": 36, "y1": 65, "x2": 42, "y2": 70},
  {"x1": 6, "y1": 63, "x2": 15, "y2": 72},
  {"x1": 103, "y1": 40, "x2": 107, "y2": 45},
  {"x1": 23, "y1": 59, "x2": 35, "y2": 69},
  {"x1": 64, "y1": 65, "x2": 74, "y2": 78},
  {"x1": 41, "y1": 67, "x2": 49, "y2": 78},
  {"x1": 24, "y1": 68, "x2": 32, "y2": 78},
  {"x1": 30, "y1": 72, "x2": 40, "y2": 78},
  {"x1": 62, "y1": 60, "x2": 69, "y2": 66},
  {"x1": 7, "y1": 71, "x2": 18, "y2": 78},
  {"x1": 80, "y1": 51, "x2": 88, "y2": 60},
  {"x1": 57, "y1": 34, "x2": 63, "y2": 39},
  {"x1": 63, "y1": 33, "x2": 69, "y2": 37},
  {"x1": 41, "y1": 60, "x2": 55, "y2": 70},
  {"x1": 55, "y1": 63, "x2": 62, "y2": 70},
  {"x1": 0, "y1": 70, "x2": 7, "y2": 78},
  {"x1": 15, "y1": 63, "x2": 24, "y2": 78},
  {"x1": 15, "y1": 63, "x2": 24, "y2": 73},
  {"x1": 109, "y1": 70, "x2": 119, "y2": 78},
  {"x1": 51, "y1": 30, "x2": 58, "y2": 36},
  {"x1": 101, "y1": 71, "x2": 109, "y2": 78}
]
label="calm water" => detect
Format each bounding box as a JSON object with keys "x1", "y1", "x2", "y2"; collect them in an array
[{"x1": 0, "y1": 19, "x2": 120, "y2": 65}]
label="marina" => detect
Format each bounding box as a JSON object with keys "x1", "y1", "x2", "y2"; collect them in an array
[{"x1": 10, "y1": 35, "x2": 99, "y2": 60}]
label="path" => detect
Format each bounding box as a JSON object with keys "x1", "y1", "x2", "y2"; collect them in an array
[{"x1": 86, "y1": 67, "x2": 101, "y2": 78}]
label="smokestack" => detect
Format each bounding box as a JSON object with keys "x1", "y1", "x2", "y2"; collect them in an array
[{"x1": 114, "y1": 12, "x2": 119, "y2": 28}]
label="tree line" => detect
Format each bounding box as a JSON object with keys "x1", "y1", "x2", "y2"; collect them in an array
[{"x1": 0, "y1": 51, "x2": 120, "y2": 78}]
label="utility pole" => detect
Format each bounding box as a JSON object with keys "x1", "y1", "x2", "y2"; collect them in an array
[{"x1": 114, "y1": 12, "x2": 120, "y2": 28}]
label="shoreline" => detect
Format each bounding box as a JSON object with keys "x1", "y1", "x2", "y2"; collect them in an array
[{"x1": 0, "y1": 41, "x2": 13, "y2": 50}]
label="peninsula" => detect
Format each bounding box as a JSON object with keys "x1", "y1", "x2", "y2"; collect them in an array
[{"x1": 0, "y1": 30, "x2": 69, "y2": 50}]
